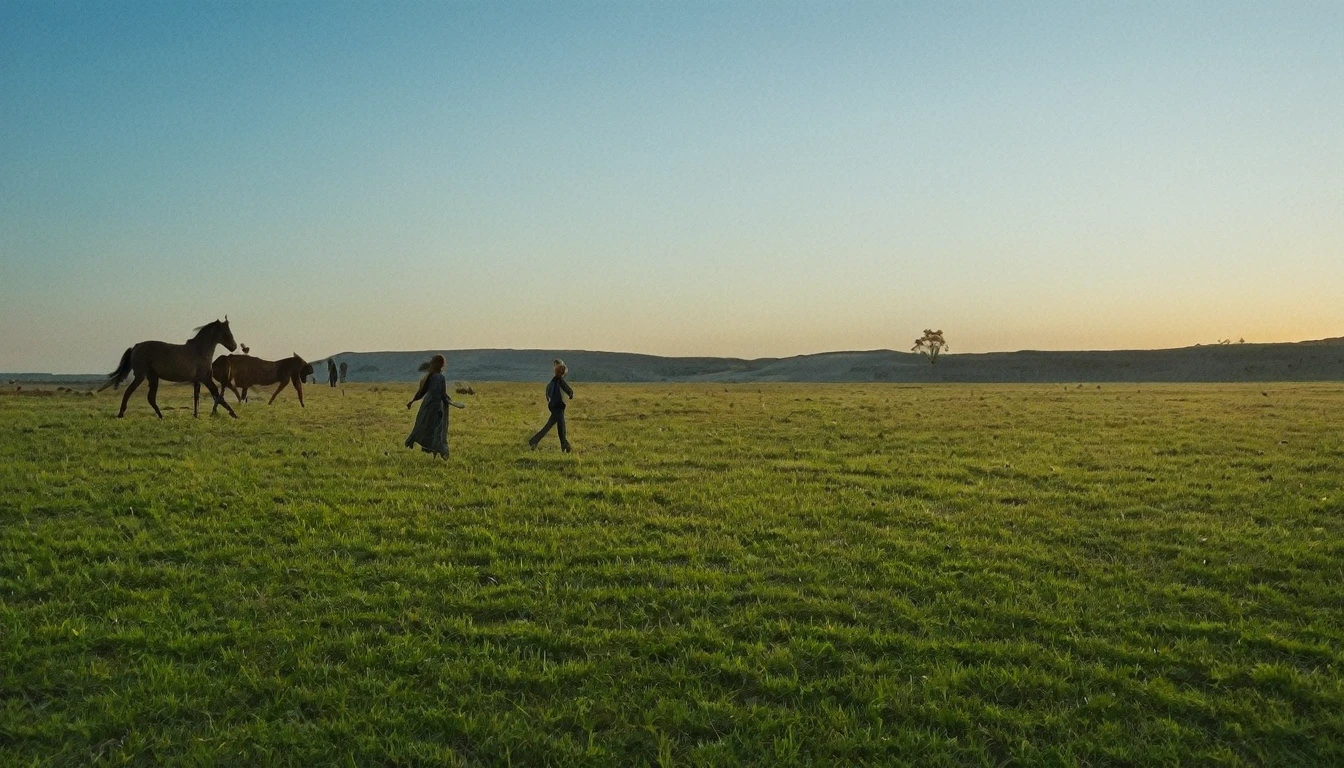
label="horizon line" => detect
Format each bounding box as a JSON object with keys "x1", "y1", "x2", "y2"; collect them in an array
[{"x1": 10, "y1": 335, "x2": 1341, "y2": 376}]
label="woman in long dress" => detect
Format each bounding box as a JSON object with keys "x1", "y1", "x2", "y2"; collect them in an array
[{"x1": 405, "y1": 354, "x2": 464, "y2": 459}]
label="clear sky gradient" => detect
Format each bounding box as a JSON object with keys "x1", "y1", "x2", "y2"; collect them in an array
[{"x1": 2, "y1": 1, "x2": 1341, "y2": 372}]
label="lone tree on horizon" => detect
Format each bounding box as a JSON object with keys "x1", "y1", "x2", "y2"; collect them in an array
[{"x1": 912, "y1": 329, "x2": 948, "y2": 364}]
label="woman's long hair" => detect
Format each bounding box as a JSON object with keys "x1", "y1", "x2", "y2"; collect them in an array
[{"x1": 418, "y1": 354, "x2": 447, "y2": 374}]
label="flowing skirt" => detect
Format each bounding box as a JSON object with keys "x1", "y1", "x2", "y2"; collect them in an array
[{"x1": 406, "y1": 399, "x2": 449, "y2": 456}]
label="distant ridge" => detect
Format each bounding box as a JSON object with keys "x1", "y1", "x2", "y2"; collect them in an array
[
  {"x1": 9, "y1": 338, "x2": 1344, "y2": 384},
  {"x1": 306, "y1": 339, "x2": 1344, "y2": 383}
]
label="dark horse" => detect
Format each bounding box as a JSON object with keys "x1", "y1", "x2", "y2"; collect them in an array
[
  {"x1": 99, "y1": 318, "x2": 239, "y2": 418},
  {"x1": 211, "y1": 353, "x2": 313, "y2": 413}
]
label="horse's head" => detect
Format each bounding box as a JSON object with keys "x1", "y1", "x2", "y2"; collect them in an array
[
  {"x1": 218, "y1": 316, "x2": 238, "y2": 352},
  {"x1": 191, "y1": 317, "x2": 237, "y2": 351},
  {"x1": 298, "y1": 355, "x2": 314, "y2": 379}
]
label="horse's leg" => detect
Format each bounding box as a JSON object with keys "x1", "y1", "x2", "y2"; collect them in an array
[
  {"x1": 205, "y1": 379, "x2": 237, "y2": 418},
  {"x1": 293, "y1": 375, "x2": 305, "y2": 407},
  {"x1": 214, "y1": 376, "x2": 232, "y2": 408},
  {"x1": 117, "y1": 374, "x2": 144, "y2": 418},
  {"x1": 193, "y1": 381, "x2": 201, "y2": 418},
  {"x1": 268, "y1": 379, "x2": 289, "y2": 405},
  {"x1": 240, "y1": 386, "x2": 249, "y2": 403},
  {"x1": 211, "y1": 379, "x2": 224, "y2": 415},
  {"x1": 146, "y1": 373, "x2": 163, "y2": 419}
]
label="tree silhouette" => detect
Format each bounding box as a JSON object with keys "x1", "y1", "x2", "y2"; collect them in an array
[{"x1": 912, "y1": 329, "x2": 948, "y2": 364}]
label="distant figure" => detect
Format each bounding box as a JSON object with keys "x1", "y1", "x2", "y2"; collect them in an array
[
  {"x1": 327, "y1": 358, "x2": 338, "y2": 388},
  {"x1": 405, "y1": 354, "x2": 464, "y2": 459},
  {"x1": 338, "y1": 361, "x2": 348, "y2": 384},
  {"x1": 529, "y1": 359, "x2": 574, "y2": 452}
]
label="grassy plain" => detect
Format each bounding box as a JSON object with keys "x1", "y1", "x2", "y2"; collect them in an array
[{"x1": 2, "y1": 381, "x2": 1342, "y2": 765}]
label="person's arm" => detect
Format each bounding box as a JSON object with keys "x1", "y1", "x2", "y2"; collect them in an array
[
  {"x1": 407, "y1": 376, "x2": 430, "y2": 408},
  {"x1": 560, "y1": 379, "x2": 574, "y2": 399},
  {"x1": 432, "y1": 374, "x2": 464, "y2": 408}
]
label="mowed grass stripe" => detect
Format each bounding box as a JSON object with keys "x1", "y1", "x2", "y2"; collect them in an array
[{"x1": 1, "y1": 383, "x2": 1342, "y2": 765}]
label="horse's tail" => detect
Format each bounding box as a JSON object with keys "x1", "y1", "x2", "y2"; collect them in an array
[{"x1": 98, "y1": 347, "x2": 134, "y2": 392}]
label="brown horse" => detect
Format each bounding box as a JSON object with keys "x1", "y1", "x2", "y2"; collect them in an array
[
  {"x1": 211, "y1": 353, "x2": 312, "y2": 413},
  {"x1": 100, "y1": 318, "x2": 239, "y2": 418}
]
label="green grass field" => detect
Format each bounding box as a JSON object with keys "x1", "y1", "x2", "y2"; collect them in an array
[{"x1": 2, "y1": 382, "x2": 1342, "y2": 765}]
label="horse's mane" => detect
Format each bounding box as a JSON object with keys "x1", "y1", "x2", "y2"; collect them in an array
[{"x1": 190, "y1": 319, "x2": 225, "y2": 340}]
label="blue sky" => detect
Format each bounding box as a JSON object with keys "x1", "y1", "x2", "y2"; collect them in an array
[{"x1": 2, "y1": 1, "x2": 1342, "y2": 372}]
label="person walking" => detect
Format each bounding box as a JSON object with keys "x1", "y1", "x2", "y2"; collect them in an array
[
  {"x1": 529, "y1": 359, "x2": 574, "y2": 452},
  {"x1": 405, "y1": 354, "x2": 464, "y2": 459}
]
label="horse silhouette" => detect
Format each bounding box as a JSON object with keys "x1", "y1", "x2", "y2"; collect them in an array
[
  {"x1": 211, "y1": 353, "x2": 312, "y2": 413},
  {"x1": 100, "y1": 318, "x2": 239, "y2": 418}
]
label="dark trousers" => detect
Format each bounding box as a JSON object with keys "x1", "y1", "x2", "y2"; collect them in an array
[{"x1": 530, "y1": 409, "x2": 569, "y2": 449}]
